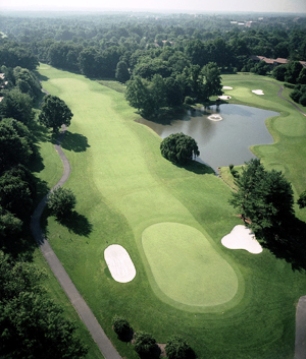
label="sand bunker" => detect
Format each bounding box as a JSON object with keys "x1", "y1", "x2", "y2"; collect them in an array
[
  {"x1": 223, "y1": 86, "x2": 233, "y2": 90},
  {"x1": 208, "y1": 114, "x2": 223, "y2": 121},
  {"x1": 104, "y1": 244, "x2": 136, "y2": 283},
  {"x1": 218, "y1": 95, "x2": 231, "y2": 100},
  {"x1": 221, "y1": 225, "x2": 263, "y2": 254},
  {"x1": 252, "y1": 89, "x2": 264, "y2": 95}
]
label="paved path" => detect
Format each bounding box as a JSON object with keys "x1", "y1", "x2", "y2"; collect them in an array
[
  {"x1": 295, "y1": 296, "x2": 306, "y2": 359},
  {"x1": 30, "y1": 127, "x2": 121, "y2": 359}
]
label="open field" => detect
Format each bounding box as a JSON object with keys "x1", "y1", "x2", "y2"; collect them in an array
[{"x1": 35, "y1": 65, "x2": 306, "y2": 359}]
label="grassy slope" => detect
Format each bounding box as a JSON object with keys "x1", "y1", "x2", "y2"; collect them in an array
[{"x1": 36, "y1": 66, "x2": 306, "y2": 359}]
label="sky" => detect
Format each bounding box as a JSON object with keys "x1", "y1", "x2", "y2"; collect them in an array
[{"x1": 0, "y1": 0, "x2": 305, "y2": 13}]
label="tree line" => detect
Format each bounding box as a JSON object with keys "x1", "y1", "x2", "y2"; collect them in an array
[{"x1": 0, "y1": 62, "x2": 86, "y2": 358}]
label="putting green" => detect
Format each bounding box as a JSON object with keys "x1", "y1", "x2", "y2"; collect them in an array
[{"x1": 142, "y1": 223, "x2": 239, "y2": 306}]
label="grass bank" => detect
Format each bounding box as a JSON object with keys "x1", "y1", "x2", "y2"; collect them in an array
[{"x1": 35, "y1": 66, "x2": 306, "y2": 359}]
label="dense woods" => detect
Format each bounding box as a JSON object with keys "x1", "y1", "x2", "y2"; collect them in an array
[{"x1": 1, "y1": 12, "x2": 305, "y2": 111}]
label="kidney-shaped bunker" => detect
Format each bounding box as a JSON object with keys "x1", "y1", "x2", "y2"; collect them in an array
[{"x1": 104, "y1": 244, "x2": 136, "y2": 283}]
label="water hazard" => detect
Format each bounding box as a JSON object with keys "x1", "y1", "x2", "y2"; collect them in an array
[{"x1": 138, "y1": 104, "x2": 278, "y2": 170}]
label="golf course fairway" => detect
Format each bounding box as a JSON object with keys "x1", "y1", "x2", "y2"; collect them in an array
[{"x1": 36, "y1": 65, "x2": 306, "y2": 359}]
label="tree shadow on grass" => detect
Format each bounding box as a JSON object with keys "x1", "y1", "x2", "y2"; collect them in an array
[
  {"x1": 57, "y1": 211, "x2": 93, "y2": 237},
  {"x1": 176, "y1": 160, "x2": 216, "y2": 175},
  {"x1": 52, "y1": 131, "x2": 90, "y2": 152},
  {"x1": 260, "y1": 215, "x2": 306, "y2": 272}
]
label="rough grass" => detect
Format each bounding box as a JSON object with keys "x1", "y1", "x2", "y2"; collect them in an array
[{"x1": 36, "y1": 66, "x2": 306, "y2": 359}]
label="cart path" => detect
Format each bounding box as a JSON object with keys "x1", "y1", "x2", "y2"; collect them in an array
[
  {"x1": 295, "y1": 296, "x2": 306, "y2": 359},
  {"x1": 30, "y1": 126, "x2": 121, "y2": 359}
]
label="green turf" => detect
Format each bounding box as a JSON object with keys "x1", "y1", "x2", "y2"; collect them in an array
[
  {"x1": 35, "y1": 66, "x2": 306, "y2": 359},
  {"x1": 142, "y1": 222, "x2": 239, "y2": 307}
]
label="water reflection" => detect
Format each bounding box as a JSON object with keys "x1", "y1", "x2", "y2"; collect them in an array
[{"x1": 138, "y1": 104, "x2": 278, "y2": 170}]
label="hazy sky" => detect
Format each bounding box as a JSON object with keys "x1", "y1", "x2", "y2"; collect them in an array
[{"x1": 1, "y1": 0, "x2": 306, "y2": 13}]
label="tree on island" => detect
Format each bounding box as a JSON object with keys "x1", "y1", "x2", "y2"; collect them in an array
[
  {"x1": 230, "y1": 159, "x2": 294, "y2": 240},
  {"x1": 160, "y1": 133, "x2": 200, "y2": 165},
  {"x1": 39, "y1": 95, "x2": 73, "y2": 133}
]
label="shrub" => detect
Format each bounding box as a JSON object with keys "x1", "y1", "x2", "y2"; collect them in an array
[
  {"x1": 47, "y1": 187, "x2": 76, "y2": 219},
  {"x1": 165, "y1": 337, "x2": 196, "y2": 359},
  {"x1": 134, "y1": 332, "x2": 160, "y2": 359},
  {"x1": 112, "y1": 316, "x2": 132, "y2": 341}
]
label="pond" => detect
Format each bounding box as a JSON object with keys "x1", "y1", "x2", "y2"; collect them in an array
[{"x1": 137, "y1": 104, "x2": 278, "y2": 171}]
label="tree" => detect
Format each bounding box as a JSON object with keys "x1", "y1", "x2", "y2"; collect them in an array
[
  {"x1": 160, "y1": 133, "x2": 200, "y2": 164},
  {"x1": 0, "y1": 251, "x2": 88, "y2": 359},
  {"x1": 0, "y1": 119, "x2": 33, "y2": 173},
  {"x1": 47, "y1": 187, "x2": 76, "y2": 219},
  {"x1": 0, "y1": 292, "x2": 88, "y2": 359},
  {"x1": 297, "y1": 190, "x2": 306, "y2": 209},
  {"x1": 0, "y1": 165, "x2": 36, "y2": 220},
  {"x1": 39, "y1": 95, "x2": 73, "y2": 133},
  {"x1": 134, "y1": 332, "x2": 160, "y2": 359},
  {"x1": 201, "y1": 62, "x2": 223, "y2": 100},
  {"x1": 0, "y1": 206, "x2": 22, "y2": 241},
  {"x1": 112, "y1": 316, "x2": 132, "y2": 340},
  {"x1": 0, "y1": 89, "x2": 33, "y2": 124},
  {"x1": 230, "y1": 159, "x2": 294, "y2": 238},
  {"x1": 115, "y1": 61, "x2": 130, "y2": 83},
  {"x1": 165, "y1": 337, "x2": 196, "y2": 359},
  {"x1": 285, "y1": 61, "x2": 303, "y2": 84}
]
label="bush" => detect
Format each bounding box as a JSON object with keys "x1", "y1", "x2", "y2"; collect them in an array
[
  {"x1": 165, "y1": 337, "x2": 196, "y2": 359},
  {"x1": 299, "y1": 94, "x2": 306, "y2": 107},
  {"x1": 47, "y1": 187, "x2": 76, "y2": 219},
  {"x1": 290, "y1": 89, "x2": 302, "y2": 103},
  {"x1": 134, "y1": 332, "x2": 160, "y2": 359},
  {"x1": 112, "y1": 316, "x2": 132, "y2": 341},
  {"x1": 184, "y1": 96, "x2": 194, "y2": 105}
]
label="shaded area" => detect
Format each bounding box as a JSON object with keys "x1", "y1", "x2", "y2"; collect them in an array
[
  {"x1": 259, "y1": 216, "x2": 306, "y2": 272},
  {"x1": 56, "y1": 131, "x2": 90, "y2": 152},
  {"x1": 177, "y1": 160, "x2": 216, "y2": 175},
  {"x1": 56, "y1": 210, "x2": 93, "y2": 237}
]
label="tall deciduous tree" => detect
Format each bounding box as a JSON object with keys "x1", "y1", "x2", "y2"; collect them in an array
[
  {"x1": 230, "y1": 159, "x2": 294, "y2": 238},
  {"x1": 0, "y1": 89, "x2": 33, "y2": 125},
  {"x1": 115, "y1": 61, "x2": 130, "y2": 83},
  {"x1": 0, "y1": 118, "x2": 33, "y2": 173},
  {"x1": 0, "y1": 252, "x2": 88, "y2": 359},
  {"x1": 47, "y1": 187, "x2": 76, "y2": 219},
  {"x1": 39, "y1": 95, "x2": 73, "y2": 133}
]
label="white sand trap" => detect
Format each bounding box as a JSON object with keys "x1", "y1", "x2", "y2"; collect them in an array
[
  {"x1": 223, "y1": 86, "x2": 233, "y2": 90},
  {"x1": 104, "y1": 244, "x2": 136, "y2": 283},
  {"x1": 208, "y1": 114, "x2": 223, "y2": 121},
  {"x1": 218, "y1": 95, "x2": 231, "y2": 100},
  {"x1": 221, "y1": 225, "x2": 263, "y2": 254},
  {"x1": 252, "y1": 89, "x2": 264, "y2": 95}
]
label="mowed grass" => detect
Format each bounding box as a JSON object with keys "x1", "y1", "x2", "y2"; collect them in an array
[
  {"x1": 142, "y1": 222, "x2": 239, "y2": 307},
  {"x1": 36, "y1": 65, "x2": 306, "y2": 359}
]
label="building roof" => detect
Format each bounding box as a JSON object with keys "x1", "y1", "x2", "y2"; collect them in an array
[{"x1": 275, "y1": 58, "x2": 289, "y2": 64}]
